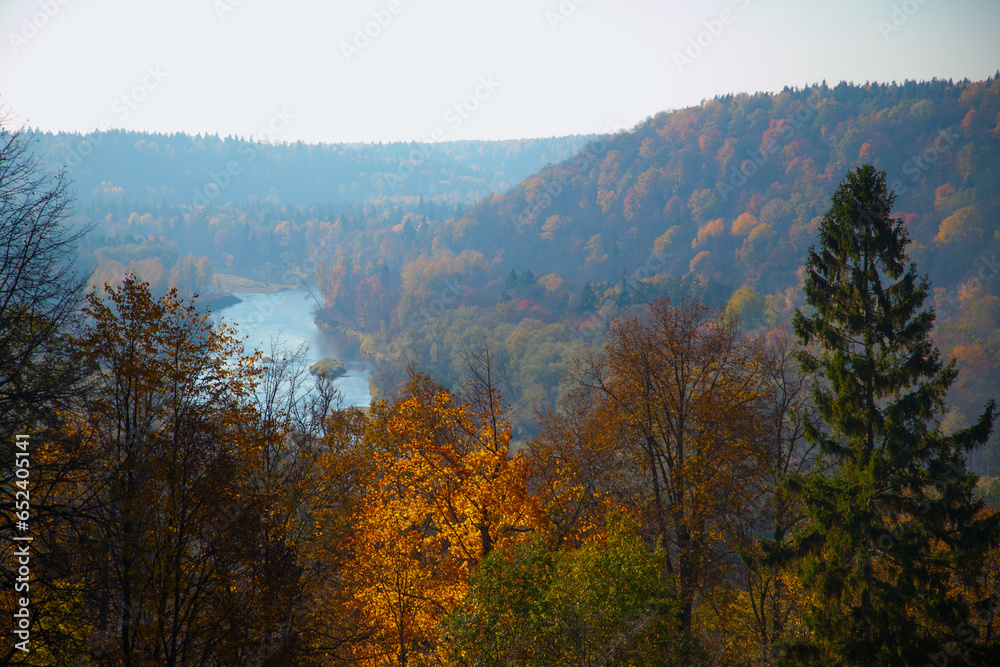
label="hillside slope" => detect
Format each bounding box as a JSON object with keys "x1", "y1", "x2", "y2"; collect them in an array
[
  {"x1": 442, "y1": 77, "x2": 1000, "y2": 299},
  {"x1": 327, "y1": 77, "x2": 1000, "y2": 464}
]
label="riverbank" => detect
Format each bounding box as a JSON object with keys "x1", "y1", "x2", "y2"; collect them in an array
[
  {"x1": 214, "y1": 273, "x2": 298, "y2": 294},
  {"x1": 204, "y1": 293, "x2": 242, "y2": 311},
  {"x1": 314, "y1": 319, "x2": 389, "y2": 366}
]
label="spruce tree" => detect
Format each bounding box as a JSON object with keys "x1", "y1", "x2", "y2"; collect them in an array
[{"x1": 785, "y1": 165, "x2": 999, "y2": 666}]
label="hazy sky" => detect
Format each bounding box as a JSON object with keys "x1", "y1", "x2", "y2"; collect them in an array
[{"x1": 1, "y1": 0, "x2": 998, "y2": 144}]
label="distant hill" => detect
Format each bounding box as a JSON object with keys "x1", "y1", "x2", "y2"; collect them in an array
[
  {"x1": 439, "y1": 76, "x2": 1000, "y2": 300},
  {"x1": 28, "y1": 129, "x2": 594, "y2": 207},
  {"x1": 311, "y1": 76, "x2": 999, "y2": 456}
]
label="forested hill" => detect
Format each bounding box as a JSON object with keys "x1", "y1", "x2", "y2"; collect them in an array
[
  {"x1": 436, "y1": 76, "x2": 1000, "y2": 298},
  {"x1": 310, "y1": 77, "x2": 1000, "y2": 452},
  {"x1": 62, "y1": 78, "x2": 1000, "y2": 460},
  {"x1": 27, "y1": 129, "x2": 593, "y2": 206}
]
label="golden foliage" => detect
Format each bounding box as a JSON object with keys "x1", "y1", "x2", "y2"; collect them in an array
[
  {"x1": 540, "y1": 214, "x2": 571, "y2": 241},
  {"x1": 692, "y1": 217, "x2": 725, "y2": 249},
  {"x1": 538, "y1": 273, "x2": 564, "y2": 293},
  {"x1": 689, "y1": 250, "x2": 711, "y2": 274},
  {"x1": 347, "y1": 372, "x2": 542, "y2": 664},
  {"x1": 936, "y1": 205, "x2": 983, "y2": 244},
  {"x1": 731, "y1": 212, "x2": 759, "y2": 237}
]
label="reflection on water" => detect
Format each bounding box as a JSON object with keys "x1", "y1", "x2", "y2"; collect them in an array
[{"x1": 209, "y1": 288, "x2": 372, "y2": 407}]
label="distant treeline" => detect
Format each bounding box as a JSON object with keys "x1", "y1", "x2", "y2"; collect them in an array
[{"x1": 27, "y1": 129, "x2": 594, "y2": 206}]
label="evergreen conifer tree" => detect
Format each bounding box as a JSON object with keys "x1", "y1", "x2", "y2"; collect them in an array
[{"x1": 785, "y1": 164, "x2": 999, "y2": 666}]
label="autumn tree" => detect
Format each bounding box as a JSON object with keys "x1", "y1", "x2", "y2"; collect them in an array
[
  {"x1": 65, "y1": 276, "x2": 277, "y2": 666},
  {"x1": 528, "y1": 385, "x2": 639, "y2": 548},
  {"x1": 214, "y1": 341, "x2": 328, "y2": 665},
  {"x1": 0, "y1": 116, "x2": 90, "y2": 666},
  {"x1": 226, "y1": 341, "x2": 377, "y2": 666},
  {"x1": 346, "y1": 369, "x2": 540, "y2": 665},
  {"x1": 290, "y1": 401, "x2": 377, "y2": 666},
  {"x1": 726, "y1": 285, "x2": 768, "y2": 329},
  {"x1": 707, "y1": 333, "x2": 817, "y2": 665},
  {"x1": 169, "y1": 253, "x2": 214, "y2": 296},
  {"x1": 0, "y1": 117, "x2": 87, "y2": 440},
  {"x1": 578, "y1": 297, "x2": 775, "y2": 635},
  {"x1": 785, "y1": 164, "x2": 1000, "y2": 666}
]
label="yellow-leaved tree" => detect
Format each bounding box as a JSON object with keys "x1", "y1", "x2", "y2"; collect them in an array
[{"x1": 347, "y1": 365, "x2": 541, "y2": 666}]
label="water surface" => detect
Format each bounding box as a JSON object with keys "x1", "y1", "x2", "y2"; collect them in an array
[{"x1": 210, "y1": 288, "x2": 372, "y2": 407}]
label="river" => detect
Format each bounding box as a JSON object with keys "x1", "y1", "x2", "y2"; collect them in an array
[{"x1": 210, "y1": 288, "x2": 372, "y2": 407}]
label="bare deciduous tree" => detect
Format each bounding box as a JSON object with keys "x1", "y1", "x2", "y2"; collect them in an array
[{"x1": 0, "y1": 115, "x2": 89, "y2": 437}]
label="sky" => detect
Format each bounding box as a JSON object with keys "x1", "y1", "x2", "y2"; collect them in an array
[{"x1": 1, "y1": 0, "x2": 998, "y2": 144}]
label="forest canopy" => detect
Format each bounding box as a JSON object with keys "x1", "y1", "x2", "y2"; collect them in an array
[{"x1": 3, "y1": 77, "x2": 1000, "y2": 666}]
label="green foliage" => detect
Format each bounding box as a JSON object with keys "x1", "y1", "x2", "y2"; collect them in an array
[
  {"x1": 443, "y1": 514, "x2": 689, "y2": 666},
  {"x1": 786, "y1": 165, "x2": 1000, "y2": 666},
  {"x1": 726, "y1": 285, "x2": 767, "y2": 329}
]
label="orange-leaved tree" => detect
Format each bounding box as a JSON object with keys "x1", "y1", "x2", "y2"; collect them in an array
[
  {"x1": 347, "y1": 369, "x2": 541, "y2": 666},
  {"x1": 528, "y1": 384, "x2": 641, "y2": 548}
]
